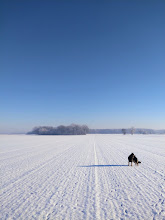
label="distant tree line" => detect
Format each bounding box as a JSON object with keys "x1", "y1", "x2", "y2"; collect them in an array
[
  {"x1": 27, "y1": 125, "x2": 165, "y2": 135},
  {"x1": 27, "y1": 124, "x2": 89, "y2": 135},
  {"x1": 89, "y1": 128, "x2": 165, "y2": 134}
]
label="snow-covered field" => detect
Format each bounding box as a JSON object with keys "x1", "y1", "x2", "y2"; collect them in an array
[{"x1": 0, "y1": 134, "x2": 165, "y2": 220}]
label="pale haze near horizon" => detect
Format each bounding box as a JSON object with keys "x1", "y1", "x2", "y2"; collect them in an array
[{"x1": 1, "y1": 1, "x2": 165, "y2": 133}]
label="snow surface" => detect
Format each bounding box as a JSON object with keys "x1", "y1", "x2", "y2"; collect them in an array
[{"x1": 0, "y1": 134, "x2": 165, "y2": 220}]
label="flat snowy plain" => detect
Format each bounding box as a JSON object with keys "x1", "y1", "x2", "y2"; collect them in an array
[{"x1": 0, "y1": 134, "x2": 165, "y2": 220}]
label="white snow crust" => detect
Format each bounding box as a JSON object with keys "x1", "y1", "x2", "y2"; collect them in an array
[{"x1": 0, "y1": 134, "x2": 165, "y2": 219}]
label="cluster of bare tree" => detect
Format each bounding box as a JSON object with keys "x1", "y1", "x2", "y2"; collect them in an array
[
  {"x1": 28, "y1": 124, "x2": 89, "y2": 135},
  {"x1": 122, "y1": 127, "x2": 135, "y2": 135},
  {"x1": 122, "y1": 128, "x2": 127, "y2": 135},
  {"x1": 121, "y1": 128, "x2": 165, "y2": 135}
]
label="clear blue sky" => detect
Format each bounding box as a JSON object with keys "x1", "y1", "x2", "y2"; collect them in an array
[{"x1": 1, "y1": 0, "x2": 165, "y2": 133}]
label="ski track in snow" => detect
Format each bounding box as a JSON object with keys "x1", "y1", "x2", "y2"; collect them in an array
[
  {"x1": 0, "y1": 134, "x2": 165, "y2": 220},
  {"x1": 93, "y1": 138, "x2": 101, "y2": 220}
]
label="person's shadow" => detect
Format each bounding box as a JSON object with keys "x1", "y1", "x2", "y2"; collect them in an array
[{"x1": 78, "y1": 165, "x2": 128, "y2": 167}]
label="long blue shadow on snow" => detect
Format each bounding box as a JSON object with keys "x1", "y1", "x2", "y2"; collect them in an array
[{"x1": 78, "y1": 165, "x2": 128, "y2": 167}]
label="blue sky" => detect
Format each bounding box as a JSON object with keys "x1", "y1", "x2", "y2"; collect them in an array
[{"x1": 1, "y1": 0, "x2": 165, "y2": 133}]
